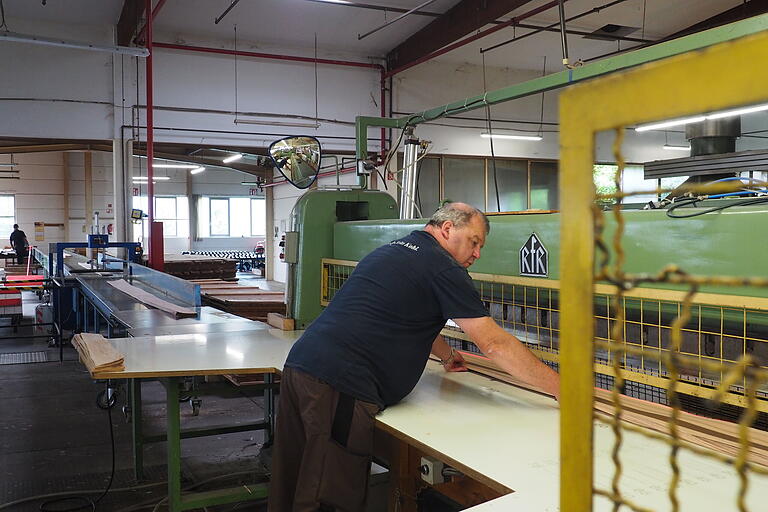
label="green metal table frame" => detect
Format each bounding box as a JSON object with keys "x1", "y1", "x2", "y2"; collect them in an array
[{"x1": 128, "y1": 374, "x2": 277, "y2": 511}]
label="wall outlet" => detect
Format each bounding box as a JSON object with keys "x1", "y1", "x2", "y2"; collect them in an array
[{"x1": 419, "y1": 456, "x2": 445, "y2": 485}]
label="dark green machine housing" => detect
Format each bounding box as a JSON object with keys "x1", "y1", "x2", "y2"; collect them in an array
[{"x1": 292, "y1": 191, "x2": 768, "y2": 327}]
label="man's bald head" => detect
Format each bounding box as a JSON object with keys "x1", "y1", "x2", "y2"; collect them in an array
[{"x1": 425, "y1": 202, "x2": 489, "y2": 234}]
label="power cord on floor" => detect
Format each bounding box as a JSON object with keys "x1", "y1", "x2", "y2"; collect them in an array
[{"x1": 38, "y1": 405, "x2": 116, "y2": 511}]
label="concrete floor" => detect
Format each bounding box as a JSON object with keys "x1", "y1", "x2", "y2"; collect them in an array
[
  {"x1": 0, "y1": 278, "x2": 389, "y2": 512},
  {"x1": 0, "y1": 287, "x2": 273, "y2": 511}
]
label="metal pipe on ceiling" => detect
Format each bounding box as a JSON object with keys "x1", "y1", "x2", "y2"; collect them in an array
[
  {"x1": 357, "y1": 0, "x2": 440, "y2": 40},
  {"x1": 384, "y1": 0, "x2": 570, "y2": 78},
  {"x1": 480, "y1": 0, "x2": 638, "y2": 54},
  {"x1": 304, "y1": 0, "x2": 440, "y2": 17},
  {"x1": 215, "y1": 0, "x2": 241, "y2": 24},
  {"x1": 152, "y1": 42, "x2": 388, "y2": 162}
]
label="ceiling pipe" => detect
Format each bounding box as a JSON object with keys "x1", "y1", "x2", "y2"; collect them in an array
[
  {"x1": 480, "y1": 0, "x2": 637, "y2": 54},
  {"x1": 358, "y1": 0, "x2": 441, "y2": 40},
  {"x1": 384, "y1": 0, "x2": 569, "y2": 78},
  {"x1": 152, "y1": 42, "x2": 388, "y2": 177},
  {"x1": 145, "y1": 0, "x2": 155, "y2": 261}
]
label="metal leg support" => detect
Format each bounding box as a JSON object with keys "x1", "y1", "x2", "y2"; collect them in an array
[
  {"x1": 165, "y1": 377, "x2": 183, "y2": 512},
  {"x1": 131, "y1": 378, "x2": 144, "y2": 481},
  {"x1": 264, "y1": 372, "x2": 275, "y2": 446}
]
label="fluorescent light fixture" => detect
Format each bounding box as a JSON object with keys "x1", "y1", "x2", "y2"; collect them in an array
[
  {"x1": 241, "y1": 181, "x2": 261, "y2": 186},
  {"x1": 151, "y1": 163, "x2": 199, "y2": 169},
  {"x1": 480, "y1": 133, "x2": 543, "y2": 141},
  {"x1": 0, "y1": 163, "x2": 16, "y2": 167},
  {"x1": 234, "y1": 118, "x2": 320, "y2": 129},
  {"x1": 222, "y1": 153, "x2": 243, "y2": 163},
  {"x1": 132, "y1": 176, "x2": 171, "y2": 181},
  {"x1": 635, "y1": 116, "x2": 706, "y2": 132},
  {"x1": 309, "y1": 0, "x2": 352, "y2": 4},
  {"x1": 705, "y1": 102, "x2": 768, "y2": 120},
  {"x1": 663, "y1": 144, "x2": 691, "y2": 151},
  {"x1": 0, "y1": 31, "x2": 149, "y2": 57},
  {"x1": 190, "y1": 166, "x2": 206, "y2": 175}
]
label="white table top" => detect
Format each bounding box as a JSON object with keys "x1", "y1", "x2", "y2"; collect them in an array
[
  {"x1": 93, "y1": 330, "x2": 768, "y2": 510},
  {"x1": 384, "y1": 364, "x2": 768, "y2": 511},
  {"x1": 92, "y1": 328, "x2": 301, "y2": 379}
]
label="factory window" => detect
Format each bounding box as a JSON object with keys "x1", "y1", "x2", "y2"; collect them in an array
[
  {"x1": 0, "y1": 195, "x2": 15, "y2": 237},
  {"x1": 210, "y1": 199, "x2": 229, "y2": 236},
  {"x1": 251, "y1": 199, "x2": 266, "y2": 236},
  {"x1": 594, "y1": 164, "x2": 662, "y2": 205},
  {"x1": 131, "y1": 196, "x2": 189, "y2": 240},
  {"x1": 443, "y1": 157, "x2": 485, "y2": 210},
  {"x1": 197, "y1": 197, "x2": 265, "y2": 237}
]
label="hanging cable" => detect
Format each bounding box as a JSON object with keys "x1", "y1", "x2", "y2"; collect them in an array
[
  {"x1": 482, "y1": 53, "x2": 501, "y2": 212},
  {"x1": 538, "y1": 56, "x2": 547, "y2": 138},
  {"x1": 0, "y1": 0, "x2": 9, "y2": 32},
  {"x1": 314, "y1": 33, "x2": 319, "y2": 128},
  {"x1": 234, "y1": 25, "x2": 238, "y2": 120}
]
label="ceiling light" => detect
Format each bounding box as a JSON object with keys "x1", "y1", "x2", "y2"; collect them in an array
[
  {"x1": 0, "y1": 31, "x2": 149, "y2": 57},
  {"x1": 311, "y1": 0, "x2": 352, "y2": 4},
  {"x1": 132, "y1": 176, "x2": 171, "y2": 181},
  {"x1": 151, "y1": 163, "x2": 199, "y2": 169},
  {"x1": 663, "y1": 144, "x2": 691, "y2": 151},
  {"x1": 190, "y1": 167, "x2": 206, "y2": 175},
  {"x1": 480, "y1": 133, "x2": 543, "y2": 141},
  {"x1": 234, "y1": 119, "x2": 320, "y2": 129},
  {"x1": 223, "y1": 153, "x2": 243, "y2": 163},
  {"x1": 635, "y1": 116, "x2": 706, "y2": 132},
  {"x1": 705, "y1": 102, "x2": 768, "y2": 120},
  {"x1": 0, "y1": 163, "x2": 16, "y2": 167}
]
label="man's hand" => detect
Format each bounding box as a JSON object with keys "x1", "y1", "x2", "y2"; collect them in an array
[{"x1": 441, "y1": 348, "x2": 468, "y2": 372}]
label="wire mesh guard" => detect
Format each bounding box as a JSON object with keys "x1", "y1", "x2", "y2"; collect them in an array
[{"x1": 588, "y1": 128, "x2": 768, "y2": 512}]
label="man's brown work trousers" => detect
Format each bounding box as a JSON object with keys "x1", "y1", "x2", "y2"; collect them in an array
[{"x1": 268, "y1": 367, "x2": 380, "y2": 512}]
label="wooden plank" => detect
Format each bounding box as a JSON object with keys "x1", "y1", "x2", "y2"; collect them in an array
[
  {"x1": 267, "y1": 313, "x2": 294, "y2": 331},
  {"x1": 107, "y1": 279, "x2": 197, "y2": 318}
]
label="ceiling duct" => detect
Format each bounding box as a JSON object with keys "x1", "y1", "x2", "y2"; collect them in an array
[
  {"x1": 643, "y1": 117, "x2": 766, "y2": 181},
  {"x1": 685, "y1": 117, "x2": 740, "y2": 156}
]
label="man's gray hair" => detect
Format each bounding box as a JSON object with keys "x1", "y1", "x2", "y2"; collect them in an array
[{"x1": 425, "y1": 202, "x2": 490, "y2": 233}]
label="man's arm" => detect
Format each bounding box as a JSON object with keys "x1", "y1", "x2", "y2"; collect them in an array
[
  {"x1": 430, "y1": 334, "x2": 467, "y2": 372},
  {"x1": 455, "y1": 316, "x2": 560, "y2": 400}
]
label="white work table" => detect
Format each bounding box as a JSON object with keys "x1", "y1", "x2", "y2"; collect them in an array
[{"x1": 92, "y1": 330, "x2": 768, "y2": 511}]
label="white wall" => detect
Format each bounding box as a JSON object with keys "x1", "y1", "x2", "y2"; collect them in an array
[{"x1": 0, "y1": 152, "x2": 66, "y2": 248}]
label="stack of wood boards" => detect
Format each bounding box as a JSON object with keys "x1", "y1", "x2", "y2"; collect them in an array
[
  {"x1": 458, "y1": 351, "x2": 768, "y2": 468},
  {"x1": 3, "y1": 263, "x2": 41, "y2": 275},
  {"x1": 191, "y1": 279, "x2": 285, "y2": 322},
  {"x1": 163, "y1": 254, "x2": 237, "y2": 280},
  {"x1": 72, "y1": 333, "x2": 125, "y2": 374}
]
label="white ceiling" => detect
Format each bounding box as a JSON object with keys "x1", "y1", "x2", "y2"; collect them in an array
[{"x1": 0, "y1": 0, "x2": 751, "y2": 70}]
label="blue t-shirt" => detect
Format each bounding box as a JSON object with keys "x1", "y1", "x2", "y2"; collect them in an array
[{"x1": 285, "y1": 230, "x2": 489, "y2": 407}]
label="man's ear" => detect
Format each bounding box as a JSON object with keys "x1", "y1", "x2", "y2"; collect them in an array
[{"x1": 440, "y1": 221, "x2": 453, "y2": 239}]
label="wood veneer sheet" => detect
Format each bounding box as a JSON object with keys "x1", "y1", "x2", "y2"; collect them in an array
[
  {"x1": 72, "y1": 333, "x2": 124, "y2": 373},
  {"x1": 107, "y1": 279, "x2": 197, "y2": 318},
  {"x1": 458, "y1": 352, "x2": 768, "y2": 469}
]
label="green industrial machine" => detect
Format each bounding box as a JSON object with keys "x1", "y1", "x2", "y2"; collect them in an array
[{"x1": 280, "y1": 14, "x2": 768, "y2": 419}]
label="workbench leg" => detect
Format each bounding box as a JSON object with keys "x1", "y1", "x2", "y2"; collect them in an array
[
  {"x1": 131, "y1": 378, "x2": 144, "y2": 481},
  {"x1": 264, "y1": 373, "x2": 275, "y2": 446},
  {"x1": 93, "y1": 308, "x2": 100, "y2": 334},
  {"x1": 165, "y1": 377, "x2": 183, "y2": 512}
]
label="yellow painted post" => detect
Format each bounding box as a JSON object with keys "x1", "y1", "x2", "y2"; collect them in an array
[
  {"x1": 559, "y1": 91, "x2": 597, "y2": 512},
  {"x1": 558, "y1": 30, "x2": 768, "y2": 512}
]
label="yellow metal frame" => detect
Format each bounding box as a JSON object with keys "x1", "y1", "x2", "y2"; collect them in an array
[{"x1": 559, "y1": 31, "x2": 768, "y2": 511}]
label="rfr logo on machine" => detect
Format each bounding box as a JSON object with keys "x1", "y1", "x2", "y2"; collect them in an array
[{"x1": 519, "y1": 233, "x2": 548, "y2": 277}]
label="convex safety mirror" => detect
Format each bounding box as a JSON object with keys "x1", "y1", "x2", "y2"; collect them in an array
[{"x1": 268, "y1": 136, "x2": 321, "y2": 189}]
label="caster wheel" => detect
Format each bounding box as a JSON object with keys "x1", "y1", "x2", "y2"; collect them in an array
[
  {"x1": 122, "y1": 405, "x2": 132, "y2": 423},
  {"x1": 191, "y1": 398, "x2": 202, "y2": 416},
  {"x1": 96, "y1": 389, "x2": 118, "y2": 410}
]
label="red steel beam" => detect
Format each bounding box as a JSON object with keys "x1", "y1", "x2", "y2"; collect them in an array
[{"x1": 145, "y1": 0, "x2": 155, "y2": 261}]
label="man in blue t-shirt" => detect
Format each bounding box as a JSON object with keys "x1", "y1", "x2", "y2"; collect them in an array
[{"x1": 268, "y1": 202, "x2": 560, "y2": 512}]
